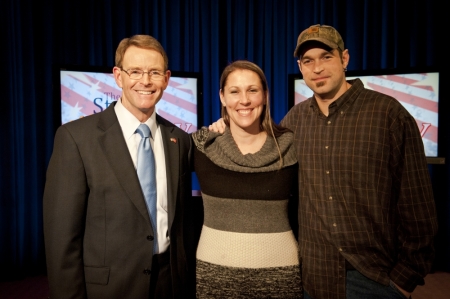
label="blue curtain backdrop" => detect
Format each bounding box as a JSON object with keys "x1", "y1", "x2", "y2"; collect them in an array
[{"x1": 1, "y1": 0, "x2": 446, "y2": 280}]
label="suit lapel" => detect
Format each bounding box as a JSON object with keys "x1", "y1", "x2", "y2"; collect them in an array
[
  {"x1": 97, "y1": 104, "x2": 152, "y2": 225},
  {"x1": 157, "y1": 115, "x2": 179, "y2": 231}
]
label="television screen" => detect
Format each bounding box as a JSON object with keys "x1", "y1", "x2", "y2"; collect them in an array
[
  {"x1": 53, "y1": 64, "x2": 203, "y2": 193},
  {"x1": 288, "y1": 69, "x2": 441, "y2": 162}
]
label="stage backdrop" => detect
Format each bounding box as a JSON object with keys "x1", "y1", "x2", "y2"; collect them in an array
[{"x1": 1, "y1": 0, "x2": 446, "y2": 280}]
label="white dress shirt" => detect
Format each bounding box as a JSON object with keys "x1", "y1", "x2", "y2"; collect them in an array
[{"x1": 114, "y1": 99, "x2": 169, "y2": 254}]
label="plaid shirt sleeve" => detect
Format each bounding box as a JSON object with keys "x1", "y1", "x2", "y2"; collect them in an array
[{"x1": 388, "y1": 109, "x2": 438, "y2": 292}]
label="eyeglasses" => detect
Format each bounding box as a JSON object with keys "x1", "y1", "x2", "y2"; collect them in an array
[{"x1": 120, "y1": 68, "x2": 166, "y2": 80}]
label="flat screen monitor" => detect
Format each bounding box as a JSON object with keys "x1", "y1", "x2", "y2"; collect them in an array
[
  {"x1": 52, "y1": 64, "x2": 203, "y2": 193},
  {"x1": 288, "y1": 69, "x2": 442, "y2": 163}
]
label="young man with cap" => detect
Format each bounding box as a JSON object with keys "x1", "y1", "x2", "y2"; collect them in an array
[{"x1": 279, "y1": 24, "x2": 438, "y2": 299}]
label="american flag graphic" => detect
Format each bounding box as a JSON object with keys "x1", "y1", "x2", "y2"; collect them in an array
[
  {"x1": 60, "y1": 70, "x2": 198, "y2": 133},
  {"x1": 293, "y1": 72, "x2": 439, "y2": 157}
]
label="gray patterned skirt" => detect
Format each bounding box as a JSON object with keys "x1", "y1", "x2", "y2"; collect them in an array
[{"x1": 196, "y1": 260, "x2": 302, "y2": 298}]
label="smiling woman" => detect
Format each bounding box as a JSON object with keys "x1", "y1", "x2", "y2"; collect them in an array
[
  {"x1": 219, "y1": 68, "x2": 266, "y2": 153},
  {"x1": 191, "y1": 60, "x2": 302, "y2": 298}
]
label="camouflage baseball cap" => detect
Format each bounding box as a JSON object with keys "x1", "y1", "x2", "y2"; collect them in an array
[{"x1": 293, "y1": 24, "x2": 344, "y2": 57}]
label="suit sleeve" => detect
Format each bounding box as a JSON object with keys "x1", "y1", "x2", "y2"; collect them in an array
[{"x1": 43, "y1": 125, "x2": 89, "y2": 299}]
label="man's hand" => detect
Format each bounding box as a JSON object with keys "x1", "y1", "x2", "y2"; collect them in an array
[
  {"x1": 392, "y1": 281, "x2": 411, "y2": 298},
  {"x1": 208, "y1": 118, "x2": 226, "y2": 133}
]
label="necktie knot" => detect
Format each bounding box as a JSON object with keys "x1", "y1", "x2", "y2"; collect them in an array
[{"x1": 136, "y1": 124, "x2": 151, "y2": 138}]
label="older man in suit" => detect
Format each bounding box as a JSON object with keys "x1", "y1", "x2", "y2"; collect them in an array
[{"x1": 43, "y1": 35, "x2": 195, "y2": 299}]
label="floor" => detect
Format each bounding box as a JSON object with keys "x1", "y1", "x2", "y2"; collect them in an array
[
  {"x1": 0, "y1": 275, "x2": 49, "y2": 299},
  {"x1": 412, "y1": 271, "x2": 450, "y2": 299},
  {"x1": 0, "y1": 272, "x2": 449, "y2": 299}
]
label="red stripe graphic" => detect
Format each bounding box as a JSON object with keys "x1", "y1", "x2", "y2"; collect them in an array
[
  {"x1": 158, "y1": 110, "x2": 197, "y2": 133},
  {"x1": 368, "y1": 84, "x2": 438, "y2": 112},
  {"x1": 380, "y1": 75, "x2": 434, "y2": 92},
  {"x1": 61, "y1": 85, "x2": 100, "y2": 115},
  {"x1": 161, "y1": 92, "x2": 197, "y2": 114}
]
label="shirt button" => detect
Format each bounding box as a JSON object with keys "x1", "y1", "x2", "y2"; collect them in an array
[
  {"x1": 325, "y1": 145, "x2": 329, "y2": 149},
  {"x1": 326, "y1": 170, "x2": 330, "y2": 174},
  {"x1": 329, "y1": 196, "x2": 333, "y2": 200},
  {"x1": 341, "y1": 111, "x2": 344, "y2": 115},
  {"x1": 327, "y1": 121, "x2": 331, "y2": 125},
  {"x1": 333, "y1": 223, "x2": 337, "y2": 227},
  {"x1": 143, "y1": 269, "x2": 151, "y2": 275},
  {"x1": 147, "y1": 235, "x2": 154, "y2": 241},
  {"x1": 339, "y1": 248, "x2": 343, "y2": 252}
]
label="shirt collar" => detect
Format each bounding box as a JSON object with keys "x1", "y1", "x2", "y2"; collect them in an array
[
  {"x1": 333, "y1": 78, "x2": 362, "y2": 109},
  {"x1": 114, "y1": 98, "x2": 158, "y2": 140},
  {"x1": 310, "y1": 78, "x2": 363, "y2": 115}
]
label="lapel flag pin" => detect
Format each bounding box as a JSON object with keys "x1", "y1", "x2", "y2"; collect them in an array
[{"x1": 170, "y1": 138, "x2": 177, "y2": 143}]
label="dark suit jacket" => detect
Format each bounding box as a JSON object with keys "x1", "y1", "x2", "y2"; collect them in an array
[{"x1": 43, "y1": 102, "x2": 195, "y2": 298}]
